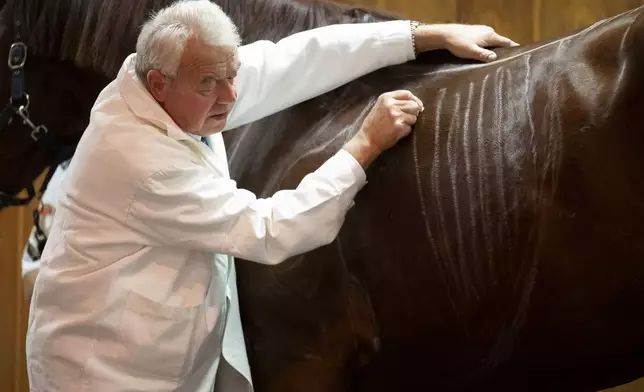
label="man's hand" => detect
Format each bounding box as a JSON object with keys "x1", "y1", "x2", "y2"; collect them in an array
[
  {"x1": 343, "y1": 90, "x2": 423, "y2": 169},
  {"x1": 414, "y1": 23, "x2": 519, "y2": 62}
]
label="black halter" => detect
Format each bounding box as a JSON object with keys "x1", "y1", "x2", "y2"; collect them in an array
[
  {"x1": 0, "y1": 17, "x2": 76, "y2": 211},
  {"x1": 0, "y1": 15, "x2": 76, "y2": 256}
]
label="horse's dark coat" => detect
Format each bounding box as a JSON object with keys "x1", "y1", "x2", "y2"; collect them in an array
[{"x1": 2, "y1": 0, "x2": 644, "y2": 391}]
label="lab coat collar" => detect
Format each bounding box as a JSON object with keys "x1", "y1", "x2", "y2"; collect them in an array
[{"x1": 117, "y1": 54, "x2": 192, "y2": 142}]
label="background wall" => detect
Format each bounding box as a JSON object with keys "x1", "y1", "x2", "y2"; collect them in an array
[
  {"x1": 2, "y1": 1, "x2": 644, "y2": 391},
  {"x1": 341, "y1": 0, "x2": 643, "y2": 45},
  {"x1": 0, "y1": 178, "x2": 38, "y2": 392}
]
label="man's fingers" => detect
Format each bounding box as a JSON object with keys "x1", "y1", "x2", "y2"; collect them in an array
[
  {"x1": 390, "y1": 93, "x2": 424, "y2": 113},
  {"x1": 394, "y1": 119, "x2": 413, "y2": 137},
  {"x1": 412, "y1": 95, "x2": 425, "y2": 112},
  {"x1": 470, "y1": 43, "x2": 497, "y2": 62},
  {"x1": 489, "y1": 33, "x2": 519, "y2": 48},
  {"x1": 473, "y1": 33, "x2": 520, "y2": 62},
  {"x1": 396, "y1": 100, "x2": 423, "y2": 115},
  {"x1": 399, "y1": 112, "x2": 418, "y2": 126},
  {"x1": 389, "y1": 90, "x2": 415, "y2": 100}
]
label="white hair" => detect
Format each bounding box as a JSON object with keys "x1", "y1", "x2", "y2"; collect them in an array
[{"x1": 135, "y1": 0, "x2": 241, "y2": 81}]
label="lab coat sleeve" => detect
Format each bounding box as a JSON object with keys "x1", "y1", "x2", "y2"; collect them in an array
[
  {"x1": 223, "y1": 20, "x2": 415, "y2": 130},
  {"x1": 127, "y1": 149, "x2": 365, "y2": 265}
]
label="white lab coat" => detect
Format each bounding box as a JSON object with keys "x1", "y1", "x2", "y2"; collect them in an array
[{"x1": 26, "y1": 21, "x2": 415, "y2": 392}]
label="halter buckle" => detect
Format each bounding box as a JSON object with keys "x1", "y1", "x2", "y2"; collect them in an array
[{"x1": 8, "y1": 42, "x2": 27, "y2": 70}]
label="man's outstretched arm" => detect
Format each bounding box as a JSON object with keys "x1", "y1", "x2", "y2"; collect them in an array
[{"x1": 224, "y1": 21, "x2": 517, "y2": 131}]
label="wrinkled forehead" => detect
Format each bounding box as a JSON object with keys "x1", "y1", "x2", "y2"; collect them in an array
[
  {"x1": 179, "y1": 39, "x2": 241, "y2": 78},
  {"x1": 209, "y1": 49, "x2": 240, "y2": 77}
]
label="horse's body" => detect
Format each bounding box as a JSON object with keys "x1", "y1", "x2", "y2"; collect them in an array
[
  {"x1": 2, "y1": 0, "x2": 644, "y2": 391},
  {"x1": 225, "y1": 10, "x2": 644, "y2": 391}
]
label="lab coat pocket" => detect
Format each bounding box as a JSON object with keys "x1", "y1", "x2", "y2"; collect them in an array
[{"x1": 118, "y1": 290, "x2": 208, "y2": 381}]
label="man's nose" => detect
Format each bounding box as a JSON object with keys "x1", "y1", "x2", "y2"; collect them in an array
[{"x1": 218, "y1": 79, "x2": 237, "y2": 104}]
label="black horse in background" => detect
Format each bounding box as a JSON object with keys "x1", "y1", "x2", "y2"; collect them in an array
[{"x1": 2, "y1": 0, "x2": 644, "y2": 391}]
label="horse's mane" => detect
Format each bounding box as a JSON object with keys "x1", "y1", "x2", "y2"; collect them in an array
[{"x1": 3, "y1": 0, "x2": 399, "y2": 77}]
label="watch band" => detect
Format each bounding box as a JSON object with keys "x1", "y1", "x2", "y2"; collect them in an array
[{"x1": 410, "y1": 20, "x2": 421, "y2": 56}]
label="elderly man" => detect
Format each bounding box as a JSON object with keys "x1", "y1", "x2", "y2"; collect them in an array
[{"x1": 26, "y1": 0, "x2": 517, "y2": 391}]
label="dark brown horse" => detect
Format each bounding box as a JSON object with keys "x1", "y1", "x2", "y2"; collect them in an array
[{"x1": 2, "y1": 0, "x2": 644, "y2": 391}]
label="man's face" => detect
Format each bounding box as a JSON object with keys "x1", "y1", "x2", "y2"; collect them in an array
[{"x1": 148, "y1": 37, "x2": 240, "y2": 135}]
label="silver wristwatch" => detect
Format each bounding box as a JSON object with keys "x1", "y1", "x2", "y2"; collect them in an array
[{"x1": 410, "y1": 20, "x2": 421, "y2": 56}]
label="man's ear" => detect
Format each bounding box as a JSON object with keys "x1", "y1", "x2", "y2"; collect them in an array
[{"x1": 146, "y1": 70, "x2": 169, "y2": 102}]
